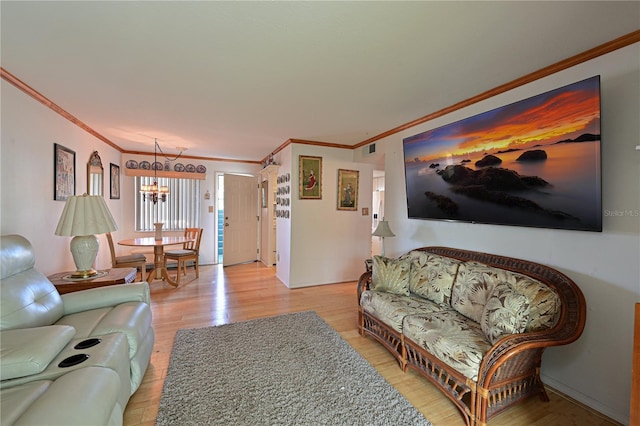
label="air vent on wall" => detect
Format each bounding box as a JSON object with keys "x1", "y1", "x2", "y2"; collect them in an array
[{"x1": 362, "y1": 143, "x2": 376, "y2": 156}]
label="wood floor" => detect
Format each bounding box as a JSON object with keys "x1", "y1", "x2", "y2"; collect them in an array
[{"x1": 123, "y1": 262, "x2": 619, "y2": 426}]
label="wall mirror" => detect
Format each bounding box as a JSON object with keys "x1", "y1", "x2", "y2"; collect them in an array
[{"x1": 87, "y1": 151, "x2": 104, "y2": 196}]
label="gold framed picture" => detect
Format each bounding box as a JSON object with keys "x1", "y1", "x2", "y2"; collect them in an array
[
  {"x1": 337, "y1": 169, "x2": 358, "y2": 211},
  {"x1": 299, "y1": 155, "x2": 322, "y2": 199}
]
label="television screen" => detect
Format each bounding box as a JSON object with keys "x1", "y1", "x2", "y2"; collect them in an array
[{"x1": 403, "y1": 75, "x2": 602, "y2": 232}]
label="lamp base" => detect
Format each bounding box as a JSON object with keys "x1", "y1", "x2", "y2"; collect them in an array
[
  {"x1": 62, "y1": 270, "x2": 108, "y2": 281},
  {"x1": 68, "y1": 269, "x2": 99, "y2": 279},
  {"x1": 69, "y1": 235, "x2": 99, "y2": 278}
]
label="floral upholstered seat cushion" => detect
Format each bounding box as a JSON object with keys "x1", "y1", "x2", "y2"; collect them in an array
[
  {"x1": 400, "y1": 251, "x2": 460, "y2": 305},
  {"x1": 370, "y1": 255, "x2": 411, "y2": 296},
  {"x1": 403, "y1": 310, "x2": 492, "y2": 381},
  {"x1": 360, "y1": 290, "x2": 451, "y2": 332},
  {"x1": 481, "y1": 282, "x2": 530, "y2": 344}
]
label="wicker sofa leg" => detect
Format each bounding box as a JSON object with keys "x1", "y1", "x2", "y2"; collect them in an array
[
  {"x1": 358, "y1": 310, "x2": 366, "y2": 336},
  {"x1": 359, "y1": 310, "x2": 405, "y2": 369},
  {"x1": 404, "y1": 340, "x2": 477, "y2": 426},
  {"x1": 475, "y1": 368, "x2": 550, "y2": 425}
]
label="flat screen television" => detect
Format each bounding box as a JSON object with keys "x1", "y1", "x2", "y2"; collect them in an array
[{"x1": 403, "y1": 75, "x2": 602, "y2": 232}]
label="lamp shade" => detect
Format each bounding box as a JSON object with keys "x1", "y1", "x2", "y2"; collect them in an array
[
  {"x1": 55, "y1": 194, "x2": 118, "y2": 278},
  {"x1": 55, "y1": 194, "x2": 117, "y2": 237},
  {"x1": 372, "y1": 219, "x2": 395, "y2": 238}
]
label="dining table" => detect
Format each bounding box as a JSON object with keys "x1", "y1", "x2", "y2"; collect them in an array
[{"x1": 118, "y1": 236, "x2": 195, "y2": 287}]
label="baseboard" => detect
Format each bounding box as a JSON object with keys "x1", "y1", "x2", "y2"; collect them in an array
[{"x1": 543, "y1": 378, "x2": 626, "y2": 425}]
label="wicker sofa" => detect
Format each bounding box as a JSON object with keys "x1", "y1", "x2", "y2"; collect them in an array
[{"x1": 357, "y1": 247, "x2": 586, "y2": 426}]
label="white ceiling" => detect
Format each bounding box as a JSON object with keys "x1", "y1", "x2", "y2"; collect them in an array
[{"x1": 2, "y1": 1, "x2": 638, "y2": 162}]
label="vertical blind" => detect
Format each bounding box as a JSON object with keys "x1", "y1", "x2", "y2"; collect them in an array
[{"x1": 135, "y1": 176, "x2": 201, "y2": 231}]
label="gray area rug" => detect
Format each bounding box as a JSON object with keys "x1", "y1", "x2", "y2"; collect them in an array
[{"x1": 156, "y1": 311, "x2": 431, "y2": 425}]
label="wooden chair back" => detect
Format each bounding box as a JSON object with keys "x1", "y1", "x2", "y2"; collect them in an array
[
  {"x1": 163, "y1": 228, "x2": 203, "y2": 285},
  {"x1": 183, "y1": 228, "x2": 203, "y2": 252},
  {"x1": 106, "y1": 232, "x2": 118, "y2": 265},
  {"x1": 105, "y1": 232, "x2": 146, "y2": 282}
]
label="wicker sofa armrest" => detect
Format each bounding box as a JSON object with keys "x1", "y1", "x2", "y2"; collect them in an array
[
  {"x1": 474, "y1": 277, "x2": 583, "y2": 424},
  {"x1": 357, "y1": 271, "x2": 372, "y2": 304},
  {"x1": 478, "y1": 325, "x2": 584, "y2": 388},
  {"x1": 477, "y1": 331, "x2": 553, "y2": 386}
]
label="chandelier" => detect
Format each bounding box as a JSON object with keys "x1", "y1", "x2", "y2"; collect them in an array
[
  {"x1": 141, "y1": 181, "x2": 169, "y2": 204},
  {"x1": 140, "y1": 139, "x2": 181, "y2": 204}
]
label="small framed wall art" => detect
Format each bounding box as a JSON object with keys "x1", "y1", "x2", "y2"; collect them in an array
[
  {"x1": 337, "y1": 169, "x2": 359, "y2": 211},
  {"x1": 54, "y1": 143, "x2": 75, "y2": 201},
  {"x1": 110, "y1": 163, "x2": 120, "y2": 199},
  {"x1": 299, "y1": 155, "x2": 322, "y2": 199}
]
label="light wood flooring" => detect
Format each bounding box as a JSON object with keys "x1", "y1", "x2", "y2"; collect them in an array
[{"x1": 124, "y1": 262, "x2": 619, "y2": 426}]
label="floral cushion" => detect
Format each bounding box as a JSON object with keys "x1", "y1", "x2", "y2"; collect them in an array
[
  {"x1": 370, "y1": 255, "x2": 411, "y2": 296},
  {"x1": 401, "y1": 251, "x2": 460, "y2": 305},
  {"x1": 452, "y1": 261, "x2": 560, "y2": 331},
  {"x1": 450, "y1": 262, "x2": 499, "y2": 323},
  {"x1": 508, "y1": 275, "x2": 561, "y2": 332},
  {"x1": 360, "y1": 290, "x2": 452, "y2": 332},
  {"x1": 403, "y1": 311, "x2": 492, "y2": 381},
  {"x1": 481, "y1": 282, "x2": 530, "y2": 344}
]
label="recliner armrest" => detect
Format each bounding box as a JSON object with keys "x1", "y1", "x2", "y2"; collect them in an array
[
  {"x1": 0, "y1": 325, "x2": 76, "y2": 380},
  {"x1": 60, "y1": 282, "x2": 151, "y2": 316}
]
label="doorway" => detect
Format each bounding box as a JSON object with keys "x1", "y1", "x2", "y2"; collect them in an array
[
  {"x1": 218, "y1": 173, "x2": 259, "y2": 266},
  {"x1": 372, "y1": 170, "x2": 385, "y2": 256}
]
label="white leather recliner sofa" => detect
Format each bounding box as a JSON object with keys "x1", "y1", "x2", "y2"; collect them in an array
[{"x1": 0, "y1": 234, "x2": 155, "y2": 425}]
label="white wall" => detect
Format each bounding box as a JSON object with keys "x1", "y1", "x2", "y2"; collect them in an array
[
  {"x1": 354, "y1": 43, "x2": 640, "y2": 424},
  {"x1": 276, "y1": 143, "x2": 373, "y2": 288},
  {"x1": 274, "y1": 145, "x2": 292, "y2": 286},
  {"x1": 1, "y1": 81, "x2": 123, "y2": 274}
]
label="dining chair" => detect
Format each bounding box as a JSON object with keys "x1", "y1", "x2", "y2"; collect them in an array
[
  {"x1": 105, "y1": 232, "x2": 147, "y2": 282},
  {"x1": 163, "y1": 228, "x2": 203, "y2": 285}
]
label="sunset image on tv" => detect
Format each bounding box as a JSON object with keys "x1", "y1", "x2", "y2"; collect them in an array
[{"x1": 403, "y1": 75, "x2": 602, "y2": 231}]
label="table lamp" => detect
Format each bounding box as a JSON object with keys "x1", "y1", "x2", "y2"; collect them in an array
[
  {"x1": 55, "y1": 194, "x2": 118, "y2": 278},
  {"x1": 372, "y1": 217, "x2": 395, "y2": 257}
]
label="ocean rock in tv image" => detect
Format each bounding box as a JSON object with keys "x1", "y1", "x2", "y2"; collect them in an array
[
  {"x1": 475, "y1": 154, "x2": 502, "y2": 167},
  {"x1": 403, "y1": 76, "x2": 602, "y2": 232},
  {"x1": 516, "y1": 149, "x2": 547, "y2": 162}
]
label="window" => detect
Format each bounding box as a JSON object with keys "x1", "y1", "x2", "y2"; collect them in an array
[{"x1": 135, "y1": 176, "x2": 201, "y2": 231}]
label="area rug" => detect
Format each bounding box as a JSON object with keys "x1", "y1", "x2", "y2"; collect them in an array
[{"x1": 156, "y1": 311, "x2": 431, "y2": 425}]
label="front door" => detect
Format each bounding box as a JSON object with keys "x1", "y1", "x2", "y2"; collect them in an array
[{"x1": 223, "y1": 174, "x2": 258, "y2": 266}]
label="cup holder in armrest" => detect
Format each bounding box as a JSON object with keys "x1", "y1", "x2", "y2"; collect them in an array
[
  {"x1": 74, "y1": 338, "x2": 102, "y2": 350},
  {"x1": 58, "y1": 354, "x2": 90, "y2": 368}
]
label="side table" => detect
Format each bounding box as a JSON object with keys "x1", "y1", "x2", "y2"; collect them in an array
[{"x1": 47, "y1": 268, "x2": 137, "y2": 294}]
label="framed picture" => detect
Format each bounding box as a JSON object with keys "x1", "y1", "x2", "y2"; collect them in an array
[
  {"x1": 110, "y1": 163, "x2": 120, "y2": 199},
  {"x1": 402, "y1": 75, "x2": 602, "y2": 232},
  {"x1": 337, "y1": 169, "x2": 359, "y2": 211},
  {"x1": 54, "y1": 143, "x2": 75, "y2": 201},
  {"x1": 299, "y1": 155, "x2": 322, "y2": 199}
]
